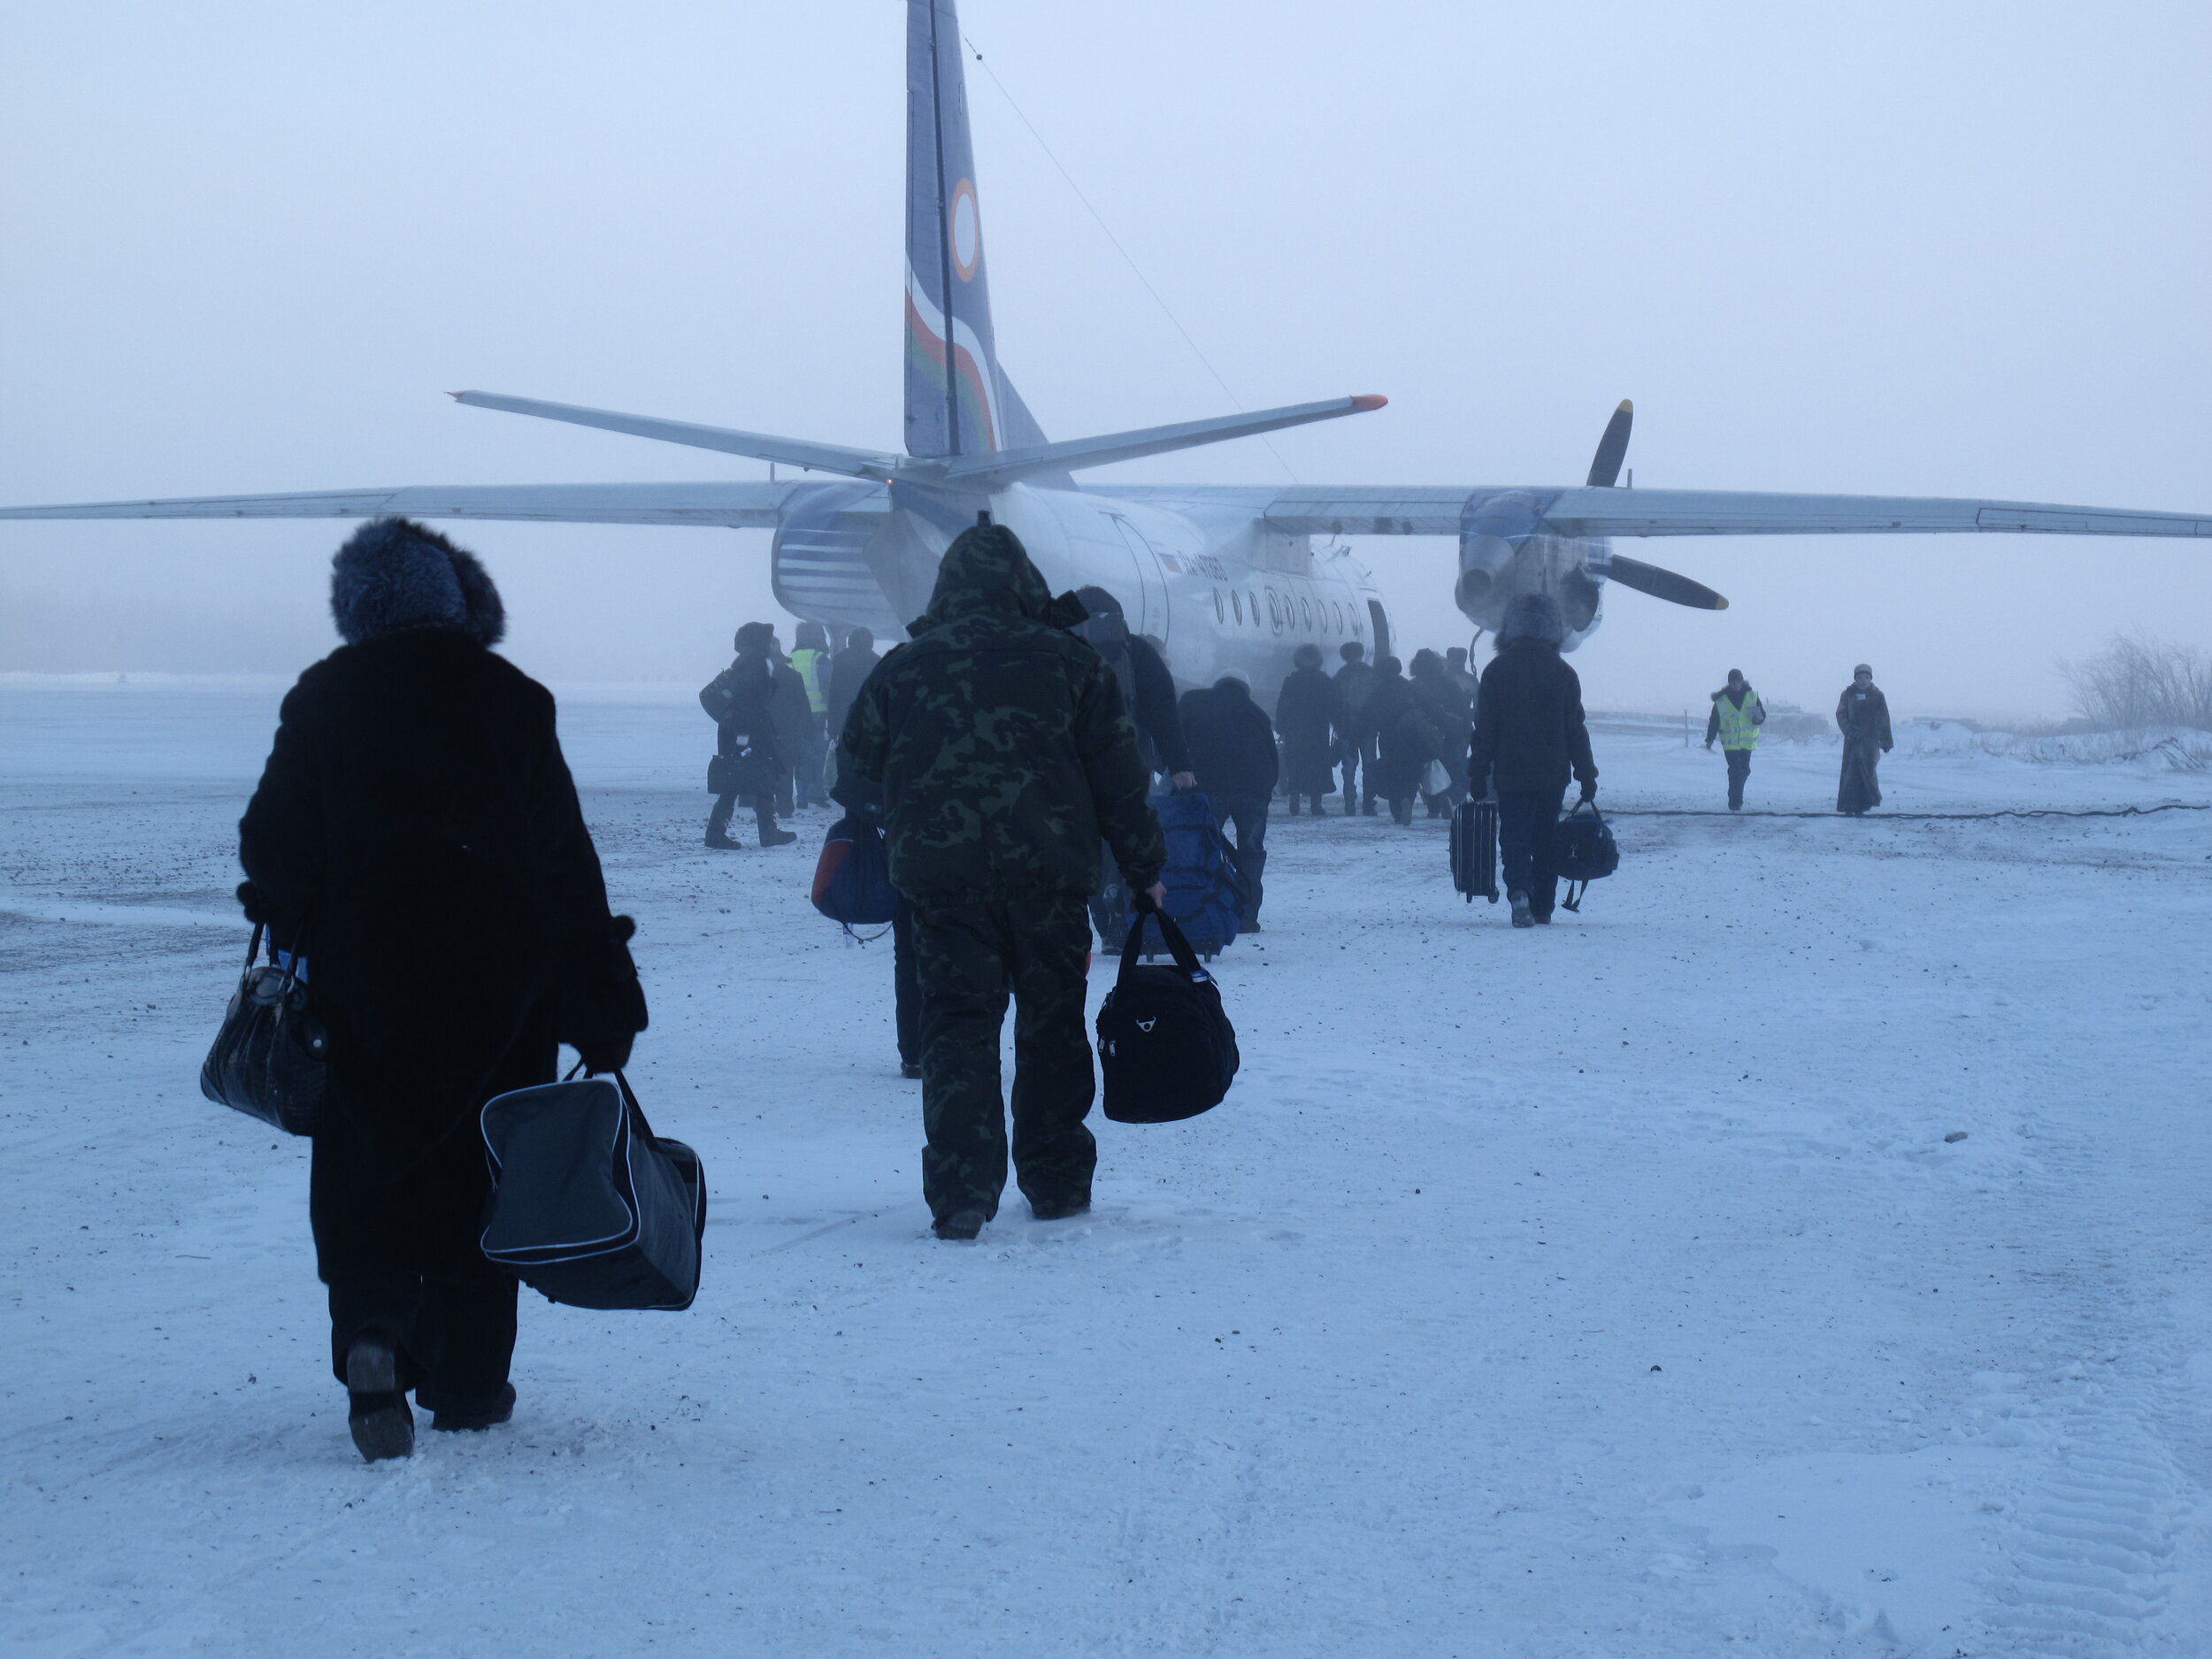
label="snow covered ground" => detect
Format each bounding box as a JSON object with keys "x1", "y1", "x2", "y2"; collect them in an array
[{"x1": 4, "y1": 678, "x2": 2209, "y2": 1658}]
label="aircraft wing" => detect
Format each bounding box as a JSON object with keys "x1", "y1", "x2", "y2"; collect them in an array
[
  {"x1": 0, "y1": 480, "x2": 802, "y2": 528},
  {"x1": 1098, "y1": 485, "x2": 2212, "y2": 540}
]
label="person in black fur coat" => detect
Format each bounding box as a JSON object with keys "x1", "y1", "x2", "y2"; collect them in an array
[{"x1": 239, "y1": 518, "x2": 647, "y2": 1463}]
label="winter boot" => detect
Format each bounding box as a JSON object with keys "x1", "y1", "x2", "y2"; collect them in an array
[
  {"x1": 345, "y1": 1336, "x2": 414, "y2": 1463},
  {"x1": 419, "y1": 1381, "x2": 517, "y2": 1432},
  {"x1": 933, "y1": 1209, "x2": 987, "y2": 1240},
  {"x1": 704, "y1": 830, "x2": 742, "y2": 850},
  {"x1": 1029, "y1": 1196, "x2": 1091, "y2": 1222},
  {"x1": 1509, "y1": 891, "x2": 1534, "y2": 928},
  {"x1": 1286, "y1": 797, "x2": 1300, "y2": 818},
  {"x1": 900, "y1": 1060, "x2": 923, "y2": 1079}
]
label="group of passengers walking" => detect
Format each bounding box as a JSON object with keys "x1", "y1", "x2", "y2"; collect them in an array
[
  {"x1": 698, "y1": 619, "x2": 867, "y2": 848},
  {"x1": 234, "y1": 512, "x2": 1901, "y2": 1463}
]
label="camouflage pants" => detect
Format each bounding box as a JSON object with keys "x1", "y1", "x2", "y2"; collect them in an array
[{"x1": 910, "y1": 893, "x2": 1096, "y2": 1222}]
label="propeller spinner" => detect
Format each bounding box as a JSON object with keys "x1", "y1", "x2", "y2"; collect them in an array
[{"x1": 1583, "y1": 400, "x2": 1727, "y2": 610}]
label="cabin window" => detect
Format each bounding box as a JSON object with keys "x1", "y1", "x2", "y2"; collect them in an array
[
  {"x1": 1213, "y1": 588, "x2": 1225, "y2": 624},
  {"x1": 1265, "y1": 590, "x2": 1280, "y2": 630},
  {"x1": 1299, "y1": 596, "x2": 1312, "y2": 631},
  {"x1": 1231, "y1": 589, "x2": 1243, "y2": 625}
]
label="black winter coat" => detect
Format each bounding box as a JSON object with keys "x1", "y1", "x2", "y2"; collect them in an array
[
  {"x1": 1467, "y1": 637, "x2": 1598, "y2": 796},
  {"x1": 1334, "y1": 661, "x2": 1379, "y2": 738},
  {"x1": 826, "y1": 643, "x2": 879, "y2": 735},
  {"x1": 1364, "y1": 672, "x2": 1435, "y2": 797},
  {"x1": 1274, "y1": 665, "x2": 1340, "y2": 793},
  {"x1": 240, "y1": 630, "x2": 645, "y2": 1157},
  {"x1": 703, "y1": 651, "x2": 784, "y2": 764},
  {"x1": 1111, "y1": 633, "x2": 1191, "y2": 776},
  {"x1": 1410, "y1": 664, "x2": 1473, "y2": 780},
  {"x1": 1179, "y1": 681, "x2": 1280, "y2": 799},
  {"x1": 772, "y1": 658, "x2": 816, "y2": 752}
]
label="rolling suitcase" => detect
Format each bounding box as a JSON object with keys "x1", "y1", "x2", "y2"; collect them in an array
[{"x1": 1450, "y1": 797, "x2": 1499, "y2": 902}]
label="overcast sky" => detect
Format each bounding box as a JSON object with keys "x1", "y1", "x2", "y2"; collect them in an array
[{"x1": 2, "y1": 1, "x2": 2207, "y2": 718}]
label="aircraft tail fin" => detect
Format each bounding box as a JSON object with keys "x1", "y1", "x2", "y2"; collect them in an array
[{"x1": 906, "y1": 0, "x2": 1034, "y2": 459}]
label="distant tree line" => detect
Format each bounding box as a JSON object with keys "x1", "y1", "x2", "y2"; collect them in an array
[{"x1": 2063, "y1": 632, "x2": 2212, "y2": 733}]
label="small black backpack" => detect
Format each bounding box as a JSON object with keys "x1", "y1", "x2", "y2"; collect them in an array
[{"x1": 1096, "y1": 900, "x2": 1240, "y2": 1124}]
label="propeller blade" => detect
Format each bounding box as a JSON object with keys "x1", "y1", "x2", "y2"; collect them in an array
[
  {"x1": 1586, "y1": 398, "x2": 1633, "y2": 488},
  {"x1": 1605, "y1": 554, "x2": 1729, "y2": 610}
]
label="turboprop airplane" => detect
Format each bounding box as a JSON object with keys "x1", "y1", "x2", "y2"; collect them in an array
[{"x1": 4, "y1": 0, "x2": 2207, "y2": 706}]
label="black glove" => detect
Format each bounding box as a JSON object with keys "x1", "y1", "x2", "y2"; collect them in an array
[{"x1": 1578, "y1": 780, "x2": 1597, "y2": 805}]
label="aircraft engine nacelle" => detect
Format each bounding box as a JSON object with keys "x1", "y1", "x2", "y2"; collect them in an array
[{"x1": 1455, "y1": 491, "x2": 1603, "y2": 641}]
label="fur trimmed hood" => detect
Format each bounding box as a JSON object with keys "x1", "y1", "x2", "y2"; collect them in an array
[
  {"x1": 1496, "y1": 592, "x2": 1566, "y2": 648},
  {"x1": 330, "y1": 518, "x2": 506, "y2": 648}
]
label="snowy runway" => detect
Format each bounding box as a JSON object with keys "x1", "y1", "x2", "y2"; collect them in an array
[{"x1": 4, "y1": 681, "x2": 2208, "y2": 1656}]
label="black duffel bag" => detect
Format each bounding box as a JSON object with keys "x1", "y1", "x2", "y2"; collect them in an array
[
  {"x1": 199, "y1": 923, "x2": 327, "y2": 1136},
  {"x1": 479, "y1": 1070, "x2": 705, "y2": 1311},
  {"x1": 1095, "y1": 896, "x2": 1240, "y2": 1125},
  {"x1": 1548, "y1": 800, "x2": 1620, "y2": 912}
]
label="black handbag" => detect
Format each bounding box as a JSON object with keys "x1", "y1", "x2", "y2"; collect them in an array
[
  {"x1": 1548, "y1": 801, "x2": 1620, "y2": 911},
  {"x1": 199, "y1": 923, "x2": 328, "y2": 1136},
  {"x1": 1095, "y1": 900, "x2": 1240, "y2": 1125},
  {"x1": 1450, "y1": 797, "x2": 1500, "y2": 902},
  {"x1": 479, "y1": 1070, "x2": 705, "y2": 1312}
]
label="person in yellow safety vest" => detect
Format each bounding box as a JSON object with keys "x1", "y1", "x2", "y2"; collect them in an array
[
  {"x1": 787, "y1": 621, "x2": 835, "y2": 808},
  {"x1": 1702, "y1": 667, "x2": 1766, "y2": 811}
]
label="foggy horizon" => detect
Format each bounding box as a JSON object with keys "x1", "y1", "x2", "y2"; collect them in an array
[{"x1": 3, "y1": 2, "x2": 2207, "y2": 722}]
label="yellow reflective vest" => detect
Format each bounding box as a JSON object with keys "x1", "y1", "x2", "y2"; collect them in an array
[
  {"x1": 789, "y1": 649, "x2": 830, "y2": 716},
  {"x1": 1714, "y1": 687, "x2": 1763, "y2": 750}
]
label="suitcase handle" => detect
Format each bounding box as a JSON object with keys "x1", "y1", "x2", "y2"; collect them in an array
[{"x1": 1122, "y1": 889, "x2": 1210, "y2": 983}]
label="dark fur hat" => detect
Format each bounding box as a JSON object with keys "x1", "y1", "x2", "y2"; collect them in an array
[
  {"x1": 1497, "y1": 592, "x2": 1566, "y2": 648},
  {"x1": 1293, "y1": 641, "x2": 1324, "y2": 668},
  {"x1": 330, "y1": 518, "x2": 505, "y2": 648}
]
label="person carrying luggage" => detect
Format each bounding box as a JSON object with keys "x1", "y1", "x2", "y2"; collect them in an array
[
  {"x1": 1467, "y1": 593, "x2": 1598, "y2": 928},
  {"x1": 1178, "y1": 674, "x2": 1279, "y2": 932},
  {"x1": 1409, "y1": 648, "x2": 1472, "y2": 818},
  {"x1": 1364, "y1": 656, "x2": 1434, "y2": 826},
  {"x1": 1835, "y1": 663, "x2": 1893, "y2": 815},
  {"x1": 701, "y1": 624, "x2": 798, "y2": 849},
  {"x1": 1703, "y1": 668, "x2": 1767, "y2": 811},
  {"x1": 841, "y1": 522, "x2": 1166, "y2": 1242},
  {"x1": 239, "y1": 518, "x2": 647, "y2": 1462}
]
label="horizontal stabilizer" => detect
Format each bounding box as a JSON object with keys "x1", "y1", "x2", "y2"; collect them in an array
[
  {"x1": 453, "y1": 391, "x2": 905, "y2": 482},
  {"x1": 0, "y1": 480, "x2": 803, "y2": 528},
  {"x1": 940, "y1": 396, "x2": 1387, "y2": 491}
]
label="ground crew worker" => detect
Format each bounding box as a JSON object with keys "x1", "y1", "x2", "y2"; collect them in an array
[
  {"x1": 842, "y1": 522, "x2": 1166, "y2": 1241},
  {"x1": 1835, "y1": 663, "x2": 1893, "y2": 816},
  {"x1": 787, "y1": 621, "x2": 833, "y2": 809},
  {"x1": 1702, "y1": 668, "x2": 1767, "y2": 811}
]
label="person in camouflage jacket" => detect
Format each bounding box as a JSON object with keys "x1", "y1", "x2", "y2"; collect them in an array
[{"x1": 841, "y1": 521, "x2": 1166, "y2": 1240}]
